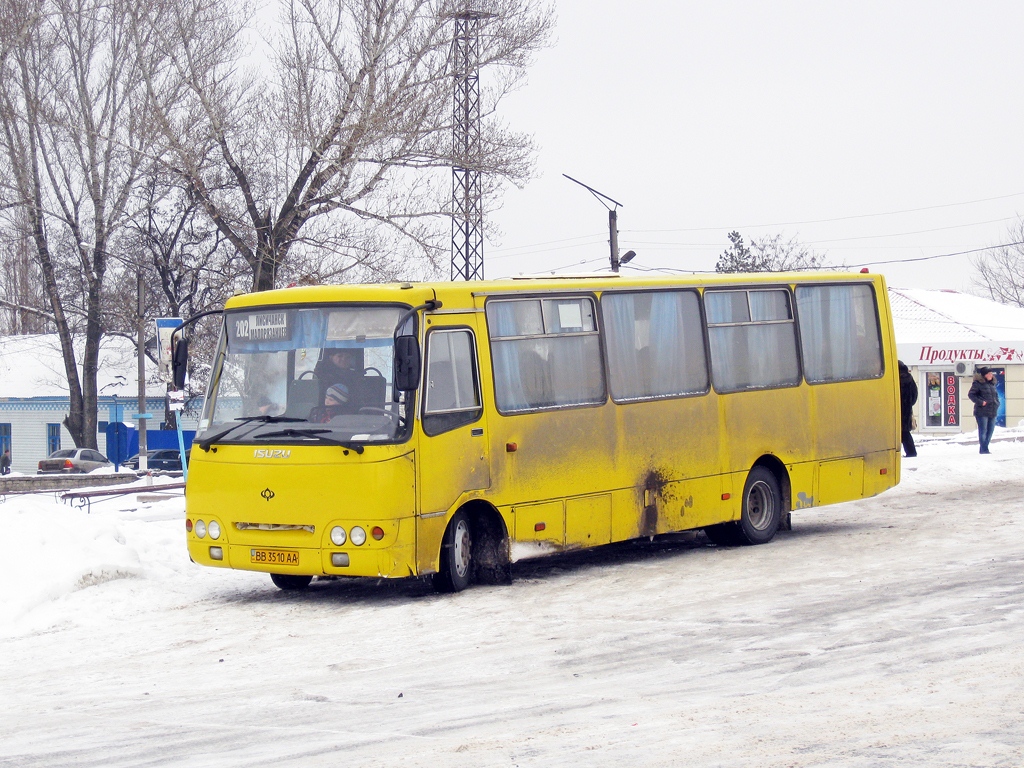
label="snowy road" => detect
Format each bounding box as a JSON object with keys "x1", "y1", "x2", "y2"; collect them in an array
[{"x1": 2, "y1": 441, "x2": 1023, "y2": 767}]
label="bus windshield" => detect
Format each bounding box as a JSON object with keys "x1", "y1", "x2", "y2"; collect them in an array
[{"x1": 198, "y1": 304, "x2": 411, "y2": 445}]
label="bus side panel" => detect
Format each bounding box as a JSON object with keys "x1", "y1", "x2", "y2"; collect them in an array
[
  {"x1": 487, "y1": 403, "x2": 620, "y2": 532},
  {"x1": 654, "y1": 475, "x2": 729, "y2": 534},
  {"x1": 809, "y1": 377, "x2": 897, "y2": 461},
  {"x1": 719, "y1": 386, "x2": 813, "y2": 476},
  {"x1": 612, "y1": 391, "x2": 724, "y2": 538},
  {"x1": 789, "y1": 460, "x2": 817, "y2": 510},
  {"x1": 817, "y1": 457, "x2": 865, "y2": 506}
]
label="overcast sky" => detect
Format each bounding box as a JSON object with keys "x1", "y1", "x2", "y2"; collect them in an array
[{"x1": 482, "y1": 1, "x2": 1024, "y2": 292}]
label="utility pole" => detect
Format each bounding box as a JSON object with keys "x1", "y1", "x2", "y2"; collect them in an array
[
  {"x1": 450, "y1": 6, "x2": 493, "y2": 281},
  {"x1": 137, "y1": 267, "x2": 149, "y2": 479},
  {"x1": 563, "y1": 174, "x2": 635, "y2": 272}
]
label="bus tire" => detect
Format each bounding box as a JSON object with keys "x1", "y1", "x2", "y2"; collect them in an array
[
  {"x1": 270, "y1": 573, "x2": 313, "y2": 590},
  {"x1": 736, "y1": 466, "x2": 782, "y2": 545},
  {"x1": 433, "y1": 511, "x2": 472, "y2": 593}
]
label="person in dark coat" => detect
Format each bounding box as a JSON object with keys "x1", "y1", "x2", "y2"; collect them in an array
[
  {"x1": 897, "y1": 361, "x2": 918, "y2": 458},
  {"x1": 313, "y1": 348, "x2": 363, "y2": 402},
  {"x1": 968, "y1": 367, "x2": 1000, "y2": 454},
  {"x1": 0, "y1": 448, "x2": 11, "y2": 475}
]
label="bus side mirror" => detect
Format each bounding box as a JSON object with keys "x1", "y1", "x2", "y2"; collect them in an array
[
  {"x1": 172, "y1": 337, "x2": 189, "y2": 390},
  {"x1": 394, "y1": 335, "x2": 421, "y2": 392}
]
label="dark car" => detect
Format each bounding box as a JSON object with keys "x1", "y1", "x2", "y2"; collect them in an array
[
  {"x1": 38, "y1": 448, "x2": 113, "y2": 474},
  {"x1": 121, "y1": 449, "x2": 189, "y2": 471}
]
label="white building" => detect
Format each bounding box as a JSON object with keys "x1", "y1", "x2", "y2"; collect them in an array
[
  {"x1": 0, "y1": 334, "x2": 191, "y2": 474},
  {"x1": 889, "y1": 288, "x2": 1024, "y2": 435}
]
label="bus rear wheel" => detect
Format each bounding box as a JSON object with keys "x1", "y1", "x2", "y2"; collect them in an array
[
  {"x1": 705, "y1": 466, "x2": 782, "y2": 546},
  {"x1": 270, "y1": 573, "x2": 313, "y2": 590},
  {"x1": 433, "y1": 511, "x2": 472, "y2": 593}
]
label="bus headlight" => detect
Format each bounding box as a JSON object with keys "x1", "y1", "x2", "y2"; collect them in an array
[
  {"x1": 208, "y1": 520, "x2": 221, "y2": 540},
  {"x1": 195, "y1": 520, "x2": 206, "y2": 538},
  {"x1": 330, "y1": 526, "x2": 347, "y2": 546},
  {"x1": 350, "y1": 526, "x2": 366, "y2": 546}
]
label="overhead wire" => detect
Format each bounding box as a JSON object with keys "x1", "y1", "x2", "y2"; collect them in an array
[{"x1": 486, "y1": 191, "x2": 1024, "y2": 267}]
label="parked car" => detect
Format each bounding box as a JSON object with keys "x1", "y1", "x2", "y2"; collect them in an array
[
  {"x1": 37, "y1": 448, "x2": 113, "y2": 474},
  {"x1": 120, "y1": 449, "x2": 189, "y2": 471}
]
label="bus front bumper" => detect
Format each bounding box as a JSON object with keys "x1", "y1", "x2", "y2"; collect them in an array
[{"x1": 188, "y1": 516, "x2": 417, "y2": 579}]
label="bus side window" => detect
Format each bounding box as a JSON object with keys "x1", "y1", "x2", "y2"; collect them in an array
[
  {"x1": 603, "y1": 290, "x2": 709, "y2": 401},
  {"x1": 796, "y1": 284, "x2": 883, "y2": 383},
  {"x1": 423, "y1": 329, "x2": 482, "y2": 436},
  {"x1": 705, "y1": 288, "x2": 800, "y2": 392},
  {"x1": 486, "y1": 296, "x2": 605, "y2": 413}
]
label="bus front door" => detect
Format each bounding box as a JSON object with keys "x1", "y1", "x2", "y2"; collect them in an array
[{"x1": 416, "y1": 323, "x2": 490, "y2": 573}]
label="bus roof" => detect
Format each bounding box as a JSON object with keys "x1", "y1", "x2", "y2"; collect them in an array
[{"x1": 224, "y1": 271, "x2": 887, "y2": 310}]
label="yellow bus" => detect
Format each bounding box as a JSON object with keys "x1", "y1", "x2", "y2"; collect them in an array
[{"x1": 184, "y1": 272, "x2": 900, "y2": 591}]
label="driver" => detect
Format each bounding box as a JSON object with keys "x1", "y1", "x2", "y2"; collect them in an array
[{"x1": 314, "y1": 348, "x2": 363, "y2": 403}]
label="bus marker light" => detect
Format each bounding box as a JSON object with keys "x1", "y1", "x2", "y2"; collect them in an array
[
  {"x1": 880, "y1": 468, "x2": 888, "y2": 475},
  {"x1": 331, "y1": 552, "x2": 350, "y2": 567},
  {"x1": 371, "y1": 526, "x2": 384, "y2": 540},
  {"x1": 208, "y1": 521, "x2": 221, "y2": 540},
  {"x1": 209, "y1": 546, "x2": 223, "y2": 560},
  {"x1": 331, "y1": 526, "x2": 347, "y2": 545},
  {"x1": 195, "y1": 520, "x2": 207, "y2": 538},
  {"x1": 351, "y1": 526, "x2": 367, "y2": 546},
  {"x1": 506, "y1": 442, "x2": 518, "y2": 452},
  {"x1": 185, "y1": 519, "x2": 193, "y2": 533},
  {"x1": 534, "y1": 522, "x2": 545, "y2": 532},
  {"x1": 721, "y1": 493, "x2": 731, "y2": 501}
]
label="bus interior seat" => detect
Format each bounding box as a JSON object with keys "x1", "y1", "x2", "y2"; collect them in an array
[
  {"x1": 351, "y1": 375, "x2": 387, "y2": 411},
  {"x1": 286, "y1": 378, "x2": 320, "y2": 418}
]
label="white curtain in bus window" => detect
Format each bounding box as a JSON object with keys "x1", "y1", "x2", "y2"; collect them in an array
[
  {"x1": 486, "y1": 298, "x2": 605, "y2": 412},
  {"x1": 795, "y1": 284, "x2": 882, "y2": 383},
  {"x1": 424, "y1": 330, "x2": 480, "y2": 413},
  {"x1": 603, "y1": 291, "x2": 709, "y2": 401},
  {"x1": 705, "y1": 289, "x2": 799, "y2": 392}
]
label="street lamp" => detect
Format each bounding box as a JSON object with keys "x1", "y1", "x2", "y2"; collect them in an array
[{"x1": 563, "y1": 174, "x2": 636, "y2": 272}]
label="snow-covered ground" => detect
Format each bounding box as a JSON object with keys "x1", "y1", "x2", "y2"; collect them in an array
[{"x1": 2, "y1": 438, "x2": 1023, "y2": 767}]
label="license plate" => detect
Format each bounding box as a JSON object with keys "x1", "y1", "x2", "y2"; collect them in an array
[{"x1": 250, "y1": 548, "x2": 299, "y2": 566}]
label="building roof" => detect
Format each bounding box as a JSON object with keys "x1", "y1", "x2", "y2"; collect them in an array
[
  {"x1": 0, "y1": 334, "x2": 164, "y2": 400},
  {"x1": 890, "y1": 288, "x2": 1024, "y2": 365}
]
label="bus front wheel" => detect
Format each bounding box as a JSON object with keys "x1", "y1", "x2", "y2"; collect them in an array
[
  {"x1": 270, "y1": 573, "x2": 313, "y2": 590},
  {"x1": 705, "y1": 466, "x2": 782, "y2": 546},
  {"x1": 434, "y1": 511, "x2": 472, "y2": 593}
]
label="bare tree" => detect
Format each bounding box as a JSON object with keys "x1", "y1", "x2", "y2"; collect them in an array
[
  {"x1": 129, "y1": 0, "x2": 552, "y2": 292},
  {"x1": 971, "y1": 219, "x2": 1024, "y2": 308},
  {"x1": 0, "y1": 210, "x2": 52, "y2": 333},
  {"x1": 0, "y1": 0, "x2": 159, "y2": 448},
  {"x1": 716, "y1": 231, "x2": 829, "y2": 273}
]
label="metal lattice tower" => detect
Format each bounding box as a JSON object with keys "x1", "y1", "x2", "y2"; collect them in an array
[{"x1": 450, "y1": 10, "x2": 489, "y2": 281}]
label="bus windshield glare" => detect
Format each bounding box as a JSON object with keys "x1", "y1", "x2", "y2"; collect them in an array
[{"x1": 198, "y1": 304, "x2": 411, "y2": 444}]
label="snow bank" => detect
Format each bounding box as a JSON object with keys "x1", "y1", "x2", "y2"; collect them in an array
[{"x1": 1, "y1": 495, "x2": 142, "y2": 631}]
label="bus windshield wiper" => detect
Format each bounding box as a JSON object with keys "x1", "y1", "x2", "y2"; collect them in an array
[
  {"x1": 198, "y1": 415, "x2": 306, "y2": 452},
  {"x1": 258, "y1": 428, "x2": 365, "y2": 454}
]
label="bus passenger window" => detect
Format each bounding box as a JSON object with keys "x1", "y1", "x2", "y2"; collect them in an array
[
  {"x1": 486, "y1": 297, "x2": 605, "y2": 413},
  {"x1": 705, "y1": 288, "x2": 799, "y2": 392},
  {"x1": 603, "y1": 290, "x2": 709, "y2": 402},
  {"x1": 796, "y1": 284, "x2": 883, "y2": 383}
]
